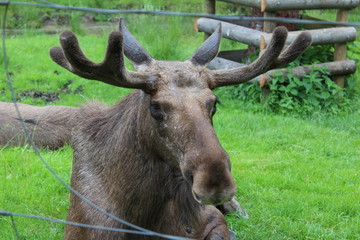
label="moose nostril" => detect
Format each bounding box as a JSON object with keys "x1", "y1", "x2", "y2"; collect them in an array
[
  {"x1": 184, "y1": 171, "x2": 194, "y2": 185},
  {"x1": 189, "y1": 174, "x2": 194, "y2": 185}
]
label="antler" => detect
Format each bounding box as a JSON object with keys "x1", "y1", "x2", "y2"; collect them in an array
[
  {"x1": 190, "y1": 24, "x2": 222, "y2": 66},
  {"x1": 119, "y1": 19, "x2": 154, "y2": 68},
  {"x1": 50, "y1": 28, "x2": 158, "y2": 92},
  {"x1": 209, "y1": 26, "x2": 312, "y2": 88}
]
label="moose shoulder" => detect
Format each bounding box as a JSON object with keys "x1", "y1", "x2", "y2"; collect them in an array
[{"x1": 2, "y1": 20, "x2": 311, "y2": 239}]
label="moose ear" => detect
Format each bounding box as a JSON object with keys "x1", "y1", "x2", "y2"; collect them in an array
[
  {"x1": 190, "y1": 24, "x2": 222, "y2": 66},
  {"x1": 119, "y1": 19, "x2": 153, "y2": 66}
]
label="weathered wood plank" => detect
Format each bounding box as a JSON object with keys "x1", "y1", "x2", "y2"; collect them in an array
[
  {"x1": 263, "y1": 11, "x2": 277, "y2": 33},
  {"x1": 264, "y1": 27, "x2": 357, "y2": 45},
  {"x1": 208, "y1": 57, "x2": 246, "y2": 70},
  {"x1": 262, "y1": 0, "x2": 360, "y2": 11},
  {"x1": 196, "y1": 18, "x2": 357, "y2": 47},
  {"x1": 334, "y1": 9, "x2": 349, "y2": 87},
  {"x1": 196, "y1": 18, "x2": 263, "y2": 46},
  {"x1": 217, "y1": 49, "x2": 248, "y2": 62},
  {"x1": 204, "y1": 0, "x2": 216, "y2": 40},
  {"x1": 217, "y1": 0, "x2": 360, "y2": 11},
  {"x1": 208, "y1": 57, "x2": 356, "y2": 84}
]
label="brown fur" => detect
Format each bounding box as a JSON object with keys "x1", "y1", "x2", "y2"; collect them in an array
[
  {"x1": 64, "y1": 61, "x2": 235, "y2": 239},
  {"x1": 0, "y1": 102, "x2": 77, "y2": 149}
]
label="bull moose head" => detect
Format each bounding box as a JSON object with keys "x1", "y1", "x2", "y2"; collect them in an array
[{"x1": 49, "y1": 19, "x2": 311, "y2": 208}]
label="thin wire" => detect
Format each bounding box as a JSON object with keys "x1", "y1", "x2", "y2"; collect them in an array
[
  {"x1": 0, "y1": 211, "x2": 172, "y2": 237},
  {"x1": 1, "y1": 0, "x2": 360, "y2": 27},
  {"x1": 0, "y1": 2, "x2": 190, "y2": 240},
  {"x1": 10, "y1": 215, "x2": 21, "y2": 240},
  {"x1": 35, "y1": 0, "x2": 53, "y2": 4}
]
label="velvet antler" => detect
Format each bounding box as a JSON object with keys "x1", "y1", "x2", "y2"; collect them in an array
[
  {"x1": 209, "y1": 26, "x2": 312, "y2": 88},
  {"x1": 50, "y1": 28, "x2": 158, "y2": 92}
]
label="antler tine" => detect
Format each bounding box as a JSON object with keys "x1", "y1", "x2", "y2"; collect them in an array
[
  {"x1": 271, "y1": 31, "x2": 312, "y2": 68},
  {"x1": 119, "y1": 19, "x2": 153, "y2": 67},
  {"x1": 50, "y1": 46, "x2": 73, "y2": 72},
  {"x1": 50, "y1": 30, "x2": 158, "y2": 91},
  {"x1": 190, "y1": 24, "x2": 222, "y2": 66},
  {"x1": 210, "y1": 26, "x2": 312, "y2": 88}
]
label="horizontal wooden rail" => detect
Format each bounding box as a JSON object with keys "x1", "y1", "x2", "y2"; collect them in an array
[
  {"x1": 208, "y1": 57, "x2": 356, "y2": 84},
  {"x1": 196, "y1": 18, "x2": 263, "y2": 46},
  {"x1": 265, "y1": 26, "x2": 357, "y2": 45},
  {"x1": 217, "y1": 0, "x2": 360, "y2": 11},
  {"x1": 196, "y1": 18, "x2": 357, "y2": 47}
]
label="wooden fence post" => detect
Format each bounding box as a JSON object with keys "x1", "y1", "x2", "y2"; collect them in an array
[
  {"x1": 261, "y1": 1, "x2": 275, "y2": 100},
  {"x1": 262, "y1": 0, "x2": 277, "y2": 33},
  {"x1": 334, "y1": 9, "x2": 349, "y2": 88},
  {"x1": 205, "y1": 0, "x2": 216, "y2": 40}
]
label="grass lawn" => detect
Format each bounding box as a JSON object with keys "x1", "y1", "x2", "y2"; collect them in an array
[
  {"x1": 1, "y1": 105, "x2": 359, "y2": 239},
  {"x1": 1, "y1": 1, "x2": 360, "y2": 239}
]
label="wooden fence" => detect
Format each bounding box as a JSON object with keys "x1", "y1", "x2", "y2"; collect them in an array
[{"x1": 199, "y1": 0, "x2": 359, "y2": 87}]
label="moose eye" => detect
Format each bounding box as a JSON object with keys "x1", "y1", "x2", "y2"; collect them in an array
[
  {"x1": 211, "y1": 98, "x2": 221, "y2": 117},
  {"x1": 150, "y1": 101, "x2": 164, "y2": 121}
]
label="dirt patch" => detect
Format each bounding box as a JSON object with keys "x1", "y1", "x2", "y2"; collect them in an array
[
  {"x1": 17, "y1": 80, "x2": 84, "y2": 104},
  {"x1": 18, "y1": 90, "x2": 60, "y2": 103}
]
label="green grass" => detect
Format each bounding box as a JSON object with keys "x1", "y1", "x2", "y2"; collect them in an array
[
  {"x1": 1, "y1": 146, "x2": 72, "y2": 239},
  {"x1": 1, "y1": 106, "x2": 359, "y2": 239},
  {"x1": 1, "y1": 1, "x2": 360, "y2": 239},
  {"x1": 215, "y1": 102, "x2": 360, "y2": 239}
]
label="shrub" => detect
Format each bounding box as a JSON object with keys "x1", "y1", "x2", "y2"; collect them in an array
[
  {"x1": 218, "y1": 45, "x2": 355, "y2": 116},
  {"x1": 265, "y1": 66, "x2": 349, "y2": 115}
]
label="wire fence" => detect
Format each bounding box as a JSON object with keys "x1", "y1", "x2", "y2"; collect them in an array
[
  {"x1": 1, "y1": 0, "x2": 360, "y2": 26},
  {"x1": 1, "y1": 0, "x2": 359, "y2": 239}
]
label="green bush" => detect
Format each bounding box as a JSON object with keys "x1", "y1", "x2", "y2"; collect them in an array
[
  {"x1": 266, "y1": 66, "x2": 349, "y2": 115},
  {"x1": 218, "y1": 45, "x2": 356, "y2": 116}
]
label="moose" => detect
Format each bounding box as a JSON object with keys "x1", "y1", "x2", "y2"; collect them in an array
[{"x1": 0, "y1": 20, "x2": 311, "y2": 239}]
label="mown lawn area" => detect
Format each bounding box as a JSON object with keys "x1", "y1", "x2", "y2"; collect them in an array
[{"x1": 1, "y1": 1, "x2": 360, "y2": 239}]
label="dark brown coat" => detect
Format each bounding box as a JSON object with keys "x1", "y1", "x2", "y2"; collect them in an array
[{"x1": 0, "y1": 102, "x2": 77, "y2": 149}]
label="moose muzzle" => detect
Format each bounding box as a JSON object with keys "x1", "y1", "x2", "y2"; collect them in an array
[{"x1": 183, "y1": 152, "x2": 236, "y2": 206}]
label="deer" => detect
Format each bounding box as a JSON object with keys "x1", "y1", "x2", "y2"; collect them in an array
[{"x1": 0, "y1": 19, "x2": 311, "y2": 239}]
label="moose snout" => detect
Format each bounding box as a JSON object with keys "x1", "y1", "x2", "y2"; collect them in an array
[{"x1": 187, "y1": 162, "x2": 236, "y2": 205}]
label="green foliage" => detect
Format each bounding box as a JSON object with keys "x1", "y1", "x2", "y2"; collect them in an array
[
  {"x1": 295, "y1": 44, "x2": 334, "y2": 65},
  {"x1": 265, "y1": 66, "x2": 349, "y2": 115},
  {"x1": 219, "y1": 45, "x2": 356, "y2": 116}
]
